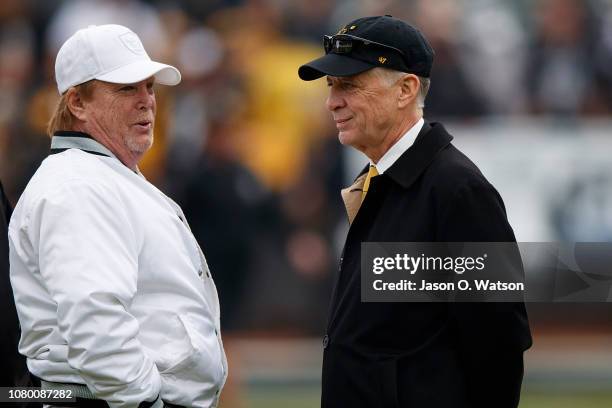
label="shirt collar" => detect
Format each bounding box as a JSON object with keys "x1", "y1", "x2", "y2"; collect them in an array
[
  {"x1": 50, "y1": 131, "x2": 116, "y2": 159},
  {"x1": 372, "y1": 117, "x2": 424, "y2": 174},
  {"x1": 49, "y1": 131, "x2": 143, "y2": 175}
]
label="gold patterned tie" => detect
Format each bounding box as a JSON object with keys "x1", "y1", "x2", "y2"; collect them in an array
[{"x1": 361, "y1": 165, "x2": 379, "y2": 203}]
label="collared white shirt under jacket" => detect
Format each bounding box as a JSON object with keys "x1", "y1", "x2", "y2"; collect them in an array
[
  {"x1": 9, "y1": 132, "x2": 227, "y2": 408},
  {"x1": 370, "y1": 117, "x2": 424, "y2": 173}
]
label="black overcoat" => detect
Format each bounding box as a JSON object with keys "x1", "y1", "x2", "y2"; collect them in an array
[
  {"x1": 321, "y1": 122, "x2": 532, "y2": 408},
  {"x1": 1, "y1": 181, "x2": 27, "y2": 386}
]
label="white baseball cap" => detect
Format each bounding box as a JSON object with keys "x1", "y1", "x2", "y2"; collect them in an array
[{"x1": 55, "y1": 24, "x2": 181, "y2": 94}]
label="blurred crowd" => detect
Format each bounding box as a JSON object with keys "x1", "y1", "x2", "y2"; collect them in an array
[{"x1": 1, "y1": 0, "x2": 612, "y2": 334}]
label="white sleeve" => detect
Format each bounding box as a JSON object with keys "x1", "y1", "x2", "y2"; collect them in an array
[{"x1": 34, "y1": 178, "x2": 161, "y2": 407}]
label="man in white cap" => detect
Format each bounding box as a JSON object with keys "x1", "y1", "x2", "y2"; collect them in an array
[{"x1": 9, "y1": 25, "x2": 227, "y2": 408}]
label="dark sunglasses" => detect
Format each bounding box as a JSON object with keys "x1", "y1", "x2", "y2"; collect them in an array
[{"x1": 323, "y1": 34, "x2": 407, "y2": 63}]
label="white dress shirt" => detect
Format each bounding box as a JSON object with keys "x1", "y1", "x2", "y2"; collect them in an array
[
  {"x1": 9, "y1": 132, "x2": 227, "y2": 408},
  {"x1": 372, "y1": 117, "x2": 424, "y2": 173}
]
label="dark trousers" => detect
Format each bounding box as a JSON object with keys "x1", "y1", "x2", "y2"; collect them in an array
[{"x1": 44, "y1": 400, "x2": 109, "y2": 408}]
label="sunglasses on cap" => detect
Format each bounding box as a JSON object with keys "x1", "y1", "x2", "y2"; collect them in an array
[{"x1": 323, "y1": 34, "x2": 408, "y2": 64}]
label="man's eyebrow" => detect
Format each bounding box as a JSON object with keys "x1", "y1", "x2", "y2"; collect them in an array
[
  {"x1": 329, "y1": 77, "x2": 353, "y2": 84},
  {"x1": 340, "y1": 78, "x2": 358, "y2": 86}
]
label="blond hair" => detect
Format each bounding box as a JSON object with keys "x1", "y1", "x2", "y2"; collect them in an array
[{"x1": 47, "y1": 81, "x2": 96, "y2": 137}]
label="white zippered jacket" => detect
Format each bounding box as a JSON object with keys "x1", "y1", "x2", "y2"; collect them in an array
[{"x1": 9, "y1": 132, "x2": 227, "y2": 408}]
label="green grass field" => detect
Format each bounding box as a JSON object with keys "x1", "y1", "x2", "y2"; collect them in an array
[
  {"x1": 520, "y1": 392, "x2": 612, "y2": 408},
  {"x1": 234, "y1": 386, "x2": 612, "y2": 408},
  {"x1": 225, "y1": 335, "x2": 612, "y2": 408}
]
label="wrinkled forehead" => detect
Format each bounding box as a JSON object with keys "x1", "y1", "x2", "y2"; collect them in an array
[
  {"x1": 83, "y1": 76, "x2": 155, "y2": 94},
  {"x1": 327, "y1": 68, "x2": 388, "y2": 86},
  {"x1": 327, "y1": 69, "x2": 373, "y2": 81},
  {"x1": 100, "y1": 75, "x2": 157, "y2": 88}
]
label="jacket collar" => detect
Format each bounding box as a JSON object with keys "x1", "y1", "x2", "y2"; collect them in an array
[
  {"x1": 384, "y1": 121, "x2": 453, "y2": 189},
  {"x1": 50, "y1": 131, "x2": 116, "y2": 159},
  {"x1": 340, "y1": 122, "x2": 453, "y2": 224},
  {"x1": 350, "y1": 121, "x2": 453, "y2": 186}
]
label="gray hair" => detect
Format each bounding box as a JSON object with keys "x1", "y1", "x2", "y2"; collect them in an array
[
  {"x1": 372, "y1": 68, "x2": 430, "y2": 109},
  {"x1": 416, "y1": 76, "x2": 430, "y2": 109}
]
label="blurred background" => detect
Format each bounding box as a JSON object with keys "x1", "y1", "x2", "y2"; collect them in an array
[{"x1": 1, "y1": 0, "x2": 612, "y2": 406}]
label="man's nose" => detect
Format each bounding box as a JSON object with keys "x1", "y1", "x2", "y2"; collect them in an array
[
  {"x1": 136, "y1": 85, "x2": 155, "y2": 110},
  {"x1": 325, "y1": 87, "x2": 345, "y2": 111}
]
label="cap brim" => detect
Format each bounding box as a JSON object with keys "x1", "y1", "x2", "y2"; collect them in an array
[
  {"x1": 96, "y1": 60, "x2": 181, "y2": 86},
  {"x1": 298, "y1": 53, "x2": 375, "y2": 81}
]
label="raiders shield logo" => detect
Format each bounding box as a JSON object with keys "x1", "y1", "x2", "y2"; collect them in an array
[{"x1": 119, "y1": 32, "x2": 146, "y2": 55}]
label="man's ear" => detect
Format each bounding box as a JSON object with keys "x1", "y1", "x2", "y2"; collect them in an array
[
  {"x1": 398, "y1": 74, "x2": 420, "y2": 109},
  {"x1": 65, "y1": 88, "x2": 88, "y2": 121}
]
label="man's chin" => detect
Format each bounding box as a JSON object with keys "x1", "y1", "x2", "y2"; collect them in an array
[
  {"x1": 337, "y1": 131, "x2": 353, "y2": 146},
  {"x1": 126, "y1": 133, "x2": 154, "y2": 155}
]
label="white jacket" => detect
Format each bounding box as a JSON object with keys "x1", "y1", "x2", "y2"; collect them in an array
[{"x1": 9, "y1": 132, "x2": 227, "y2": 408}]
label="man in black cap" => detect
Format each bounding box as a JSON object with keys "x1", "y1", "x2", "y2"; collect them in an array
[{"x1": 299, "y1": 16, "x2": 532, "y2": 408}]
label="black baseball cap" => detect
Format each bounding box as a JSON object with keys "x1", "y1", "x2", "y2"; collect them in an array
[{"x1": 298, "y1": 15, "x2": 434, "y2": 81}]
